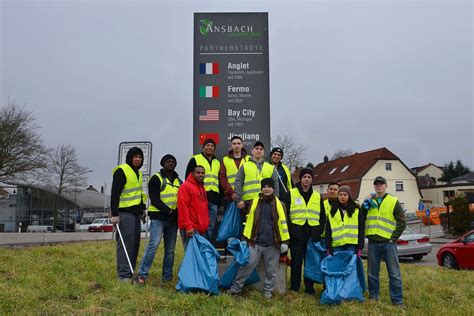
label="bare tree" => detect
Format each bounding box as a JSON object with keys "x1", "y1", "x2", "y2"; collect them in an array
[
  {"x1": 330, "y1": 148, "x2": 353, "y2": 160},
  {"x1": 0, "y1": 102, "x2": 46, "y2": 182},
  {"x1": 271, "y1": 134, "x2": 308, "y2": 171},
  {"x1": 42, "y1": 144, "x2": 91, "y2": 227}
]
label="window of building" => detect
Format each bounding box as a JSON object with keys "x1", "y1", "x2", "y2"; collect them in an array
[
  {"x1": 329, "y1": 167, "x2": 337, "y2": 175},
  {"x1": 340, "y1": 165, "x2": 350, "y2": 172},
  {"x1": 395, "y1": 181, "x2": 404, "y2": 191},
  {"x1": 385, "y1": 163, "x2": 392, "y2": 171}
]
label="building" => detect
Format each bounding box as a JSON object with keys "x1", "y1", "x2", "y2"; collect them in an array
[
  {"x1": 309, "y1": 147, "x2": 422, "y2": 213},
  {"x1": 0, "y1": 183, "x2": 109, "y2": 232},
  {"x1": 412, "y1": 163, "x2": 445, "y2": 188},
  {"x1": 420, "y1": 172, "x2": 474, "y2": 206}
]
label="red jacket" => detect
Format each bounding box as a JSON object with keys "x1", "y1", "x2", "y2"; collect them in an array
[{"x1": 178, "y1": 173, "x2": 209, "y2": 234}]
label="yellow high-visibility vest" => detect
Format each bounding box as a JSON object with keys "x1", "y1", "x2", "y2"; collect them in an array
[
  {"x1": 365, "y1": 194, "x2": 398, "y2": 239},
  {"x1": 222, "y1": 155, "x2": 249, "y2": 190},
  {"x1": 113, "y1": 164, "x2": 145, "y2": 208},
  {"x1": 242, "y1": 161, "x2": 274, "y2": 201},
  {"x1": 329, "y1": 207, "x2": 360, "y2": 247},
  {"x1": 289, "y1": 188, "x2": 321, "y2": 226},
  {"x1": 194, "y1": 154, "x2": 220, "y2": 193},
  {"x1": 148, "y1": 173, "x2": 181, "y2": 212}
]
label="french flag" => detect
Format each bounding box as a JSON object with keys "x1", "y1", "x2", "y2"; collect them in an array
[
  {"x1": 199, "y1": 86, "x2": 219, "y2": 98},
  {"x1": 200, "y1": 62, "x2": 219, "y2": 75}
]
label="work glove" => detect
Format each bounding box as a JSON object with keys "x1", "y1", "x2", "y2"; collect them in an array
[
  {"x1": 326, "y1": 249, "x2": 332, "y2": 256},
  {"x1": 280, "y1": 243, "x2": 288, "y2": 254},
  {"x1": 140, "y1": 213, "x2": 147, "y2": 224},
  {"x1": 111, "y1": 216, "x2": 120, "y2": 225},
  {"x1": 186, "y1": 229, "x2": 194, "y2": 237},
  {"x1": 357, "y1": 249, "x2": 362, "y2": 257}
]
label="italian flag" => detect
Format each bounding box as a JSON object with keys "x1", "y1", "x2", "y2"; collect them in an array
[
  {"x1": 200, "y1": 62, "x2": 219, "y2": 75},
  {"x1": 199, "y1": 86, "x2": 219, "y2": 98}
]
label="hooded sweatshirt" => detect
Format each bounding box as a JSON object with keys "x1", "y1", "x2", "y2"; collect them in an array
[
  {"x1": 111, "y1": 147, "x2": 145, "y2": 217},
  {"x1": 177, "y1": 173, "x2": 209, "y2": 234}
]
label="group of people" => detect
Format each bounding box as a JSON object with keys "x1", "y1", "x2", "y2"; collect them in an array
[{"x1": 110, "y1": 137, "x2": 406, "y2": 306}]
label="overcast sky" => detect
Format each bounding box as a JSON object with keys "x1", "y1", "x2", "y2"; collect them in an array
[{"x1": 1, "y1": 0, "x2": 472, "y2": 190}]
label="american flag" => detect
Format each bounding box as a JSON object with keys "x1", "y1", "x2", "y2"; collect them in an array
[{"x1": 199, "y1": 109, "x2": 219, "y2": 121}]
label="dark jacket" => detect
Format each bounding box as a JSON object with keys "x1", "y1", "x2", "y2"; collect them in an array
[
  {"x1": 243, "y1": 194, "x2": 288, "y2": 249},
  {"x1": 111, "y1": 147, "x2": 145, "y2": 217},
  {"x1": 325, "y1": 199, "x2": 365, "y2": 253},
  {"x1": 148, "y1": 169, "x2": 181, "y2": 222},
  {"x1": 185, "y1": 153, "x2": 220, "y2": 205}
]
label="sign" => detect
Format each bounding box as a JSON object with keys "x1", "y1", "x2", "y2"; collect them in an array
[
  {"x1": 425, "y1": 208, "x2": 431, "y2": 217},
  {"x1": 118, "y1": 142, "x2": 153, "y2": 176},
  {"x1": 194, "y1": 13, "x2": 270, "y2": 157},
  {"x1": 418, "y1": 202, "x2": 424, "y2": 211}
]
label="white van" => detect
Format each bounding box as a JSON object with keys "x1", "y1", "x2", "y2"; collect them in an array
[{"x1": 26, "y1": 225, "x2": 56, "y2": 233}]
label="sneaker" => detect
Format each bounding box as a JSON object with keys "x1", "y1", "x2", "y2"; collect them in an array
[
  {"x1": 263, "y1": 291, "x2": 272, "y2": 299},
  {"x1": 393, "y1": 302, "x2": 407, "y2": 309},
  {"x1": 226, "y1": 289, "x2": 239, "y2": 296},
  {"x1": 136, "y1": 276, "x2": 146, "y2": 286},
  {"x1": 118, "y1": 277, "x2": 132, "y2": 283}
]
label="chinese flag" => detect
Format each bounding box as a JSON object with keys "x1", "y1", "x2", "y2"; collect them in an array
[{"x1": 199, "y1": 133, "x2": 220, "y2": 145}]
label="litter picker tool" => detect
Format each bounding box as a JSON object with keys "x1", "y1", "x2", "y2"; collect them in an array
[{"x1": 115, "y1": 224, "x2": 134, "y2": 275}]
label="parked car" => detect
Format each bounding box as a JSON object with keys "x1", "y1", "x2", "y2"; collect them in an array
[
  {"x1": 436, "y1": 230, "x2": 474, "y2": 269},
  {"x1": 362, "y1": 226, "x2": 432, "y2": 260},
  {"x1": 88, "y1": 218, "x2": 113, "y2": 232},
  {"x1": 26, "y1": 225, "x2": 57, "y2": 233}
]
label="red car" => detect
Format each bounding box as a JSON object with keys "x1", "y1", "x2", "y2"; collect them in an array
[
  {"x1": 88, "y1": 218, "x2": 113, "y2": 232},
  {"x1": 437, "y1": 230, "x2": 474, "y2": 269}
]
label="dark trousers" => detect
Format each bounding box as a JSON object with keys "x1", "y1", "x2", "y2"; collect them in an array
[
  {"x1": 116, "y1": 211, "x2": 141, "y2": 279},
  {"x1": 289, "y1": 223, "x2": 315, "y2": 293}
]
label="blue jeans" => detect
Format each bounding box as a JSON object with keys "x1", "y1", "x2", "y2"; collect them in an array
[
  {"x1": 205, "y1": 202, "x2": 218, "y2": 241},
  {"x1": 367, "y1": 241, "x2": 403, "y2": 304},
  {"x1": 138, "y1": 219, "x2": 177, "y2": 282}
]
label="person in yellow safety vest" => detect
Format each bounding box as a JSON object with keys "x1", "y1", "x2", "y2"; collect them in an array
[
  {"x1": 185, "y1": 138, "x2": 220, "y2": 242},
  {"x1": 227, "y1": 178, "x2": 290, "y2": 299},
  {"x1": 321, "y1": 182, "x2": 340, "y2": 238},
  {"x1": 137, "y1": 154, "x2": 182, "y2": 286},
  {"x1": 364, "y1": 176, "x2": 406, "y2": 307},
  {"x1": 234, "y1": 141, "x2": 280, "y2": 230},
  {"x1": 287, "y1": 168, "x2": 326, "y2": 295},
  {"x1": 219, "y1": 135, "x2": 249, "y2": 209},
  {"x1": 325, "y1": 185, "x2": 365, "y2": 257},
  {"x1": 110, "y1": 147, "x2": 147, "y2": 282},
  {"x1": 270, "y1": 147, "x2": 294, "y2": 204}
]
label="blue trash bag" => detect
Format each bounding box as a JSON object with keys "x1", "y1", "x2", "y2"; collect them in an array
[
  {"x1": 304, "y1": 239, "x2": 327, "y2": 283},
  {"x1": 320, "y1": 251, "x2": 365, "y2": 304},
  {"x1": 176, "y1": 234, "x2": 220, "y2": 295},
  {"x1": 216, "y1": 203, "x2": 242, "y2": 242},
  {"x1": 219, "y1": 238, "x2": 260, "y2": 289}
]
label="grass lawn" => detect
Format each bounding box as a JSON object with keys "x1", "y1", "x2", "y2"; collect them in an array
[{"x1": 0, "y1": 240, "x2": 472, "y2": 315}]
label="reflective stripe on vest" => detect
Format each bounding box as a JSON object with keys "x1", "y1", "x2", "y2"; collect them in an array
[
  {"x1": 365, "y1": 194, "x2": 398, "y2": 239},
  {"x1": 113, "y1": 164, "x2": 144, "y2": 208},
  {"x1": 243, "y1": 196, "x2": 290, "y2": 242},
  {"x1": 242, "y1": 161, "x2": 274, "y2": 201},
  {"x1": 289, "y1": 188, "x2": 321, "y2": 226},
  {"x1": 223, "y1": 155, "x2": 249, "y2": 190},
  {"x1": 148, "y1": 173, "x2": 181, "y2": 212},
  {"x1": 194, "y1": 154, "x2": 220, "y2": 193},
  {"x1": 329, "y1": 208, "x2": 360, "y2": 247}
]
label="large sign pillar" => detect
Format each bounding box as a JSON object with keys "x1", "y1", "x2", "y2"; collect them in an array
[{"x1": 193, "y1": 12, "x2": 270, "y2": 157}]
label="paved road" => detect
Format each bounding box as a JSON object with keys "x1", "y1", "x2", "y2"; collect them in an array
[{"x1": 1, "y1": 224, "x2": 454, "y2": 268}]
